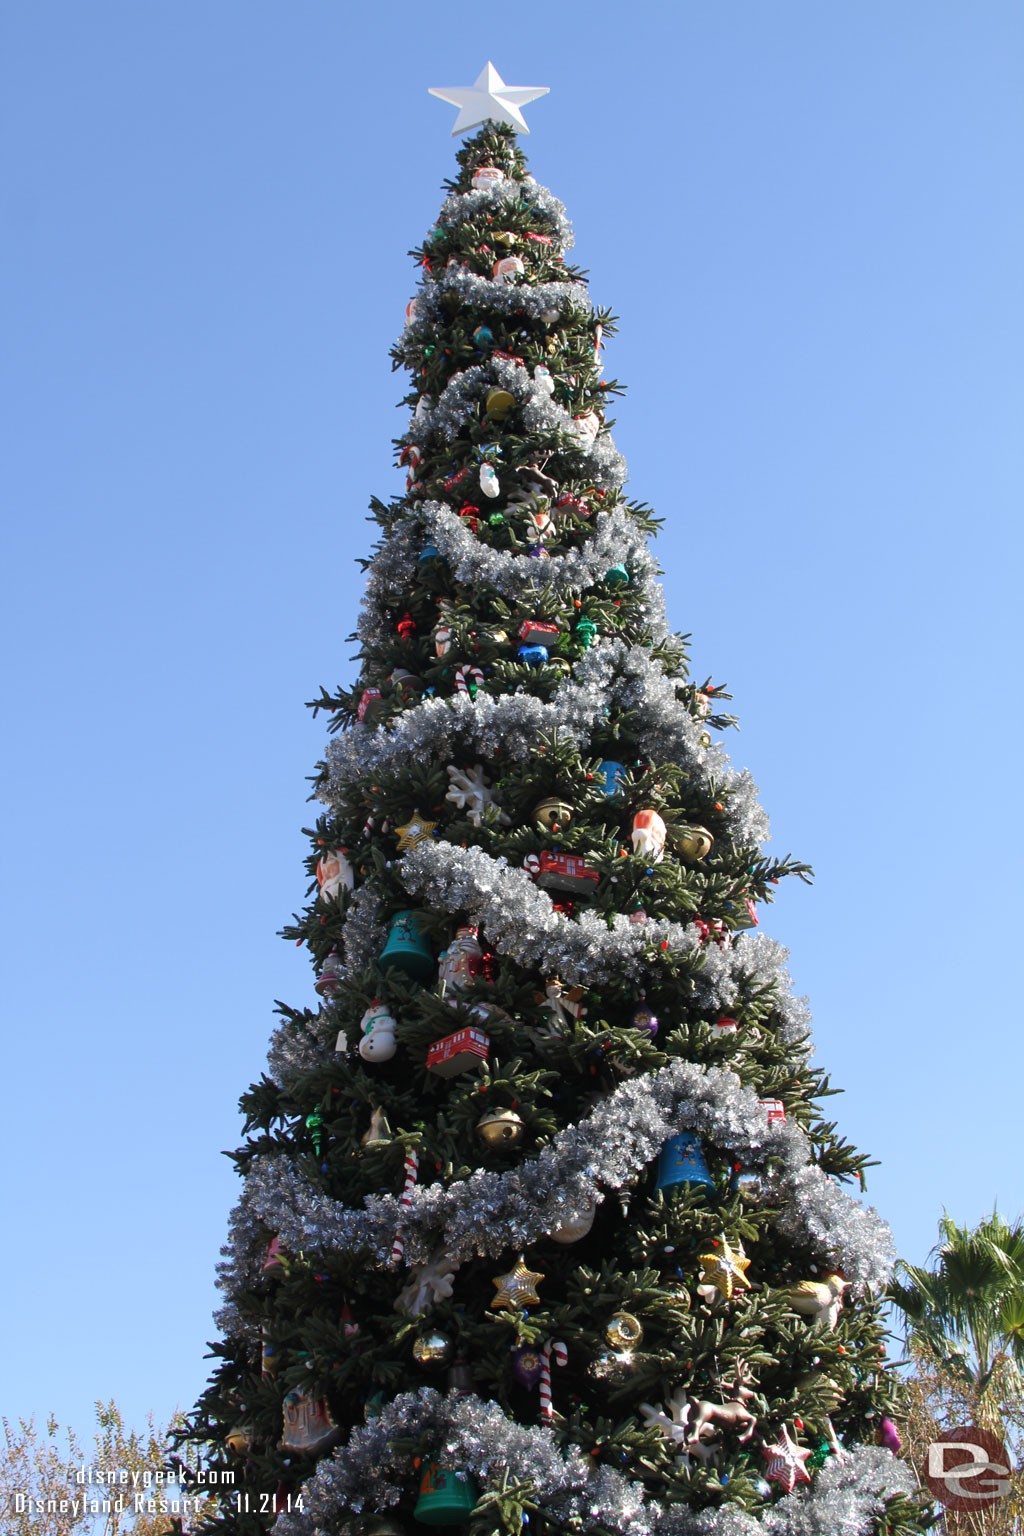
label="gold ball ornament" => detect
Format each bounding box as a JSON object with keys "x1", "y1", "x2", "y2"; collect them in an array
[
  {"x1": 363, "y1": 1520, "x2": 407, "y2": 1536},
  {"x1": 533, "y1": 796, "x2": 573, "y2": 833},
  {"x1": 675, "y1": 825, "x2": 715, "y2": 861},
  {"x1": 412, "y1": 1331, "x2": 453, "y2": 1367},
  {"x1": 485, "y1": 388, "x2": 516, "y2": 421},
  {"x1": 490, "y1": 1256, "x2": 544, "y2": 1311},
  {"x1": 475, "y1": 1107, "x2": 525, "y2": 1147},
  {"x1": 605, "y1": 1312, "x2": 643, "y2": 1349}
]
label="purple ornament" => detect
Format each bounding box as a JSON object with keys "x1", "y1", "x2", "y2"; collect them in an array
[
  {"x1": 879, "y1": 1416, "x2": 902, "y2": 1453},
  {"x1": 511, "y1": 1346, "x2": 543, "y2": 1390},
  {"x1": 630, "y1": 1004, "x2": 658, "y2": 1038}
]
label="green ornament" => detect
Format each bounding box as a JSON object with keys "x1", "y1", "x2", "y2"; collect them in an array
[
  {"x1": 604, "y1": 564, "x2": 630, "y2": 588},
  {"x1": 305, "y1": 1111, "x2": 324, "y2": 1156},
  {"x1": 575, "y1": 618, "x2": 597, "y2": 648},
  {"x1": 488, "y1": 512, "x2": 506, "y2": 527},
  {"x1": 808, "y1": 1440, "x2": 832, "y2": 1470}
]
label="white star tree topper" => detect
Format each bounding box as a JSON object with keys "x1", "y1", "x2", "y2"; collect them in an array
[{"x1": 429, "y1": 62, "x2": 549, "y2": 136}]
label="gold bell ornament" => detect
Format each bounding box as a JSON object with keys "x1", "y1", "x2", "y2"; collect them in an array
[
  {"x1": 476, "y1": 1107, "x2": 525, "y2": 1147},
  {"x1": 675, "y1": 825, "x2": 715, "y2": 861},
  {"x1": 533, "y1": 796, "x2": 573, "y2": 833}
]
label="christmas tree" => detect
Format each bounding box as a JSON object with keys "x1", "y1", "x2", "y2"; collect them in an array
[{"x1": 184, "y1": 70, "x2": 928, "y2": 1536}]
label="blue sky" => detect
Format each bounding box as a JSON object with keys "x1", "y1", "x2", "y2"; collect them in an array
[{"x1": 2, "y1": 1, "x2": 1022, "y2": 1448}]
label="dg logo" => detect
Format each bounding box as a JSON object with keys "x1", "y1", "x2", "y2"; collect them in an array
[{"x1": 924, "y1": 1425, "x2": 1012, "y2": 1511}]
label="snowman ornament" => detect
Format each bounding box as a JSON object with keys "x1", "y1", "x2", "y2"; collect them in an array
[{"x1": 358, "y1": 1000, "x2": 398, "y2": 1063}]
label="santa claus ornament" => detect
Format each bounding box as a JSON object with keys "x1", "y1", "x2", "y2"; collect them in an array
[
  {"x1": 316, "y1": 848, "x2": 354, "y2": 902},
  {"x1": 631, "y1": 809, "x2": 667, "y2": 863}
]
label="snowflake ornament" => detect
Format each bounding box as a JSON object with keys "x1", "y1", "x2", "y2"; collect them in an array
[
  {"x1": 445, "y1": 763, "x2": 510, "y2": 827},
  {"x1": 394, "y1": 1254, "x2": 459, "y2": 1317}
]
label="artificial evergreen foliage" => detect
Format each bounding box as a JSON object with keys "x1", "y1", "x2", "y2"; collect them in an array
[{"x1": 181, "y1": 125, "x2": 930, "y2": 1536}]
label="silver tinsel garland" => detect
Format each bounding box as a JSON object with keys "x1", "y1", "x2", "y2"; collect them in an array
[
  {"x1": 400, "y1": 359, "x2": 627, "y2": 492},
  {"x1": 398, "y1": 840, "x2": 703, "y2": 984},
  {"x1": 259, "y1": 903, "x2": 811, "y2": 1099},
  {"x1": 353, "y1": 517, "x2": 422, "y2": 652},
  {"x1": 269, "y1": 1388, "x2": 913, "y2": 1536},
  {"x1": 216, "y1": 1055, "x2": 895, "y2": 1316},
  {"x1": 322, "y1": 642, "x2": 768, "y2": 848},
  {"x1": 416, "y1": 500, "x2": 652, "y2": 598},
  {"x1": 339, "y1": 881, "x2": 388, "y2": 975},
  {"x1": 434, "y1": 174, "x2": 575, "y2": 248},
  {"x1": 401, "y1": 269, "x2": 593, "y2": 344}
]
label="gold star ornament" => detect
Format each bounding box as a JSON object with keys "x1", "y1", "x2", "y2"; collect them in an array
[
  {"x1": 698, "y1": 1236, "x2": 752, "y2": 1299},
  {"x1": 490, "y1": 1256, "x2": 544, "y2": 1311},
  {"x1": 395, "y1": 812, "x2": 438, "y2": 851}
]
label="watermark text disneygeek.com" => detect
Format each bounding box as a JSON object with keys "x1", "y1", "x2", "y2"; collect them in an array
[{"x1": 8, "y1": 1463, "x2": 235, "y2": 1519}]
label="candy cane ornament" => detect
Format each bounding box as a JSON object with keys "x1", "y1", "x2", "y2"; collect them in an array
[
  {"x1": 539, "y1": 1339, "x2": 567, "y2": 1419},
  {"x1": 455, "y1": 665, "x2": 484, "y2": 697},
  {"x1": 389, "y1": 1149, "x2": 419, "y2": 1266}
]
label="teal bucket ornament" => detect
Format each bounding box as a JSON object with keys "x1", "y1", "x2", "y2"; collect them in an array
[
  {"x1": 414, "y1": 1464, "x2": 478, "y2": 1525},
  {"x1": 379, "y1": 909, "x2": 434, "y2": 980}
]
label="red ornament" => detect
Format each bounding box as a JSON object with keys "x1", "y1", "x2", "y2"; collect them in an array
[
  {"x1": 557, "y1": 491, "x2": 590, "y2": 517},
  {"x1": 524, "y1": 850, "x2": 599, "y2": 894},
  {"x1": 426, "y1": 1027, "x2": 491, "y2": 1077},
  {"x1": 397, "y1": 612, "x2": 417, "y2": 641},
  {"x1": 357, "y1": 687, "x2": 384, "y2": 723},
  {"x1": 518, "y1": 619, "x2": 560, "y2": 646}
]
